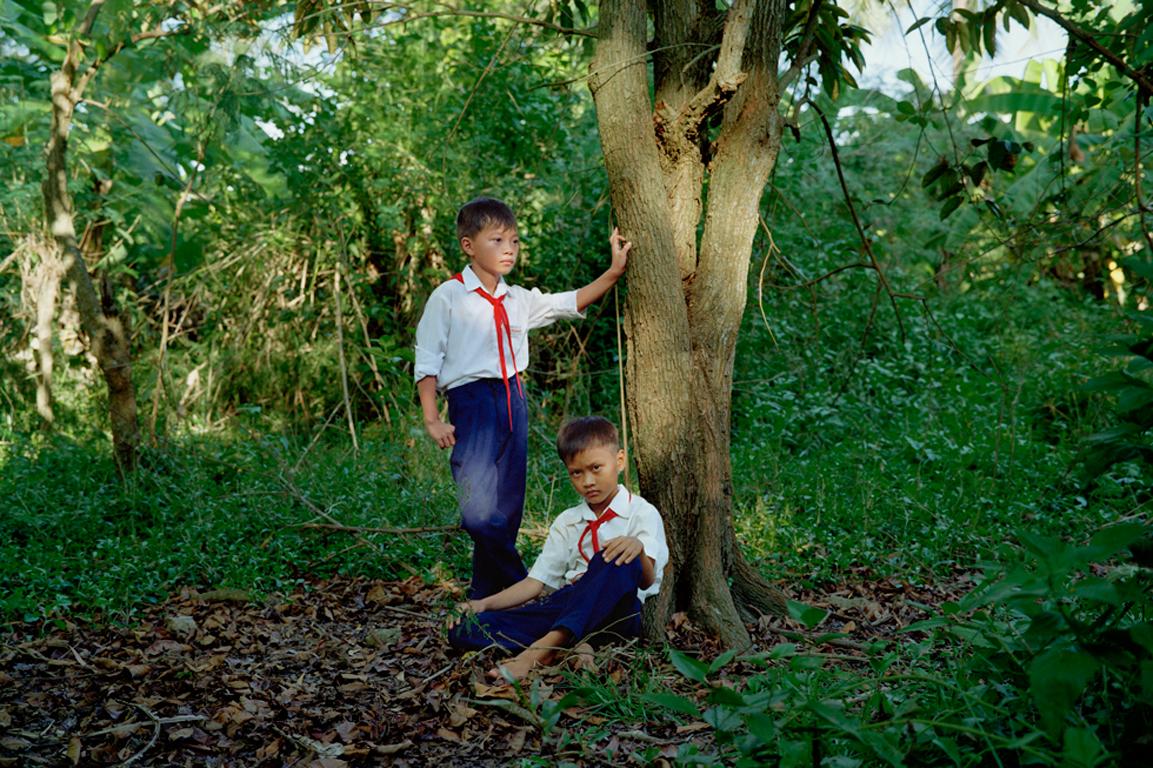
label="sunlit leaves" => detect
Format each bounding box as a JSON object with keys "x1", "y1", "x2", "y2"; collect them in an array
[{"x1": 934, "y1": 1, "x2": 1032, "y2": 60}]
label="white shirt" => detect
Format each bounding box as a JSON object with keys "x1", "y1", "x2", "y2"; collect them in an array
[
  {"x1": 528, "y1": 486, "x2": 669, "y2": 602},
  {"x1": 413, "y1": 266, "x2": 583, "y2": 391}
]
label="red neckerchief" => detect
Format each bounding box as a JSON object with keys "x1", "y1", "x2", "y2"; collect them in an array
[
  {"x1": 577, "y1": 489, "x2": 632, "y2": 562},
  {"x1": 452, "y1": 272, "x2": 524, "y2": 430}
]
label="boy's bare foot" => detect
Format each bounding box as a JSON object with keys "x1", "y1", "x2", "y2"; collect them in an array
[
  {"x1": 565, "y1": 642, "x2": 598, "y2": 673},
  {"x1": 486, "y1": 648, "x2": 552, "y2": 682}
]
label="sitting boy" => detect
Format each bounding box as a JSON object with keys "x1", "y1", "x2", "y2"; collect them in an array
[{"x1": 448, "y1": 416, "x2": 668, "y2": 681}]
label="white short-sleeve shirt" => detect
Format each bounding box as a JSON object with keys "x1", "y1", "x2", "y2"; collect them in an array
[
  {"x1": 528, "y1": 486, "x2": 668, "y2": 602},
  {"x1": 413, "y1": 265, "x2": 583, "y2": 391}
]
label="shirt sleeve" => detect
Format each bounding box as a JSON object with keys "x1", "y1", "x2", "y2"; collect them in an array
[
  {"x1": 630, "y1": 500, "x2": 669, "y2": 601},
  {"x1": 413, "y1": 286, "x2": 451, "y2": 382},
  {"x1": 521, "y1": 287, "x2": 583, "y2": 330},
  {"x1": 527, "y1": 517, "x2": 575, "y2": 591}
]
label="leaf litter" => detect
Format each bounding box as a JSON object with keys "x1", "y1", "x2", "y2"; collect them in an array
[{"x1": 1, "y1": 571, "x2": 968, "y2": 765}]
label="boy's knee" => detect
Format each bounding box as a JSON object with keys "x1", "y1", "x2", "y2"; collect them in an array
[
  {"x1": 460, "y1": 510, "x2": 514, "y2": 538},
  {"x1": 588, "y1": 551, "x2": 642, "y2": 579},
  {"x1": 448, "y1": 620, "x2": 485, "y2": 650}
]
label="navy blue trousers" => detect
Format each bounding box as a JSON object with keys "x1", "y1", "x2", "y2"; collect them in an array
[
  {"x1": 447, "y1": 377, "x2": 529, "y2": 599},
  {"x1": 449, "y1": 552, "x2": 644, "y2": 652}
]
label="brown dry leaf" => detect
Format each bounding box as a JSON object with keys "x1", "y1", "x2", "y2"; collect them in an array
[
  {"x1": 168, "y1": 727, "x2": 196, "y2": 740},
  {"x1": 841, "y1": 620, "x2": 858, "y2": 633},
  {"x1": 472, "y1": 681, "x2": 516, "y2": 699},
  {"x1": 508, "y1": 727, "x2": 529, "y2": 753},
  {"x1": 675, "y1": 721, "x2": 711, "y2": 734},
  {"x1": 126, "y1": 663, "x2": 152, "y2": 678},
  {"x1": 1, "y1": 574, "x2": 964, "y2": 766},
  {"x1": 144, "y1": 639, "x2": 192, "y2": 656},
  {"x1": 436, "y1": 727, "x2": 462, "y2": 743},
  {"x1": 365, "y1": 584, "x2": 392, "y2": 605},
  {"x1": 256, "y1": 737, "x2": 282, "y2": 760},
  {"x1": 65, "y1": 736, "x2": 82, "y2": 765}
]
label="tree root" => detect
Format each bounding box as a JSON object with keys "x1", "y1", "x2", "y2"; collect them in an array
[{"x1": 730, "y1": 553, "x2": 789, "y2": 623}]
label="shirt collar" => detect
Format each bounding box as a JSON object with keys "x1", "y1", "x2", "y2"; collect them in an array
[
  {"x1": 578, "y1": 485, "x2": 631, "y2": 521},
  {"x1": 461, "y1": 265, "x2": 508, "y2": 298}
]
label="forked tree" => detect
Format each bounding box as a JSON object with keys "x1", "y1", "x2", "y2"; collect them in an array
[{"x1": 588, "y1": 0, "x2": 866, "y2": 647}]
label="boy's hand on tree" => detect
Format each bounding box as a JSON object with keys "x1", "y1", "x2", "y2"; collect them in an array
[
  {"x1": 601, "y1": 536, "x2": 643, "y2": 565},
  {"x1": 425, "y1": 418, "x2": 456, "y2": 449},
  {"x1": 608, "y1": 227, "x2": 631, "y2": 277}
]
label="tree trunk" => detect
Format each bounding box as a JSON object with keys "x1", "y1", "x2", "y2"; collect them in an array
[
  {"x1": 34, "y1": 247, "x2": 62, "y2": 428},
  {"x1": 592, "y1": 0, "x2": 790, "y2": 648},
  {"x1": 41, "y1": 9, "x2": 140, "y2": 472}
]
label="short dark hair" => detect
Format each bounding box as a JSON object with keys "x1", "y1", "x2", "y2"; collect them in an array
[
  {"x1": 556, "y1": 416, "x2": 620, "y2": 462},
  {"x1": 456, "y1": 197, "x2": 517, "y2": 240}
]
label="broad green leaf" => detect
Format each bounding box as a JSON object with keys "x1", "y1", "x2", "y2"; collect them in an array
[
  {"x1": 744, "y1": 712, "x2": 777, "y2": 743},
  {"x1": 669, "y1": 648, "x2": 710, "y2": 683},
  {"x1": 1028, "y1": 649, "x2": 1099, "y2": 739},
  {"x1": 939, "y1": 196, "x2": 963, "y2": 220},
  {"x1": 643, "y1": 692, "x2": 700, "y2": 717},
  {"x1": 1086, "y1": 522, "x2": 1147, "y2": 560},
  {"x1": 786, "y1": 599, "x2": 827, "y2": 629},
  {"x1": 708, "y1": 647, "x2": 738, "y2": 674},
  {"x1": 703, "y1": 704, "x2": 743, "y2": 732},
  {"x1": 706, "y1": 685, "x2": 746, "y2": 707},
  {"x1": 1079, "y1": 369, "x2": 1143, "y2": 392},
  {"x1": 1062, "y1": 727, "x2": 1105, "y2": 768}
]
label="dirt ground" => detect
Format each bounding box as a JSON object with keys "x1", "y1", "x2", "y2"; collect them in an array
[{"x1": 1, "y1": 571, "x2": 969, "y2": 766}]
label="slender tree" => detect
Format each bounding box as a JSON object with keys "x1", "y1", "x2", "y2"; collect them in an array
[{"x1": 41, "y1": 2, "x2": 148, "y2": 471}]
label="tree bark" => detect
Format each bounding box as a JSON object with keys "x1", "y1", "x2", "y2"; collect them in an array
[
  {"x1": 592, "y1": 0, "x2": 790, "y2": 648},
  {"x1": 42, "y1": 4, "x2": 140, "y2": 472},
  {"x1": 34, "y1": 247, "x2": 63, "y2": 428}
]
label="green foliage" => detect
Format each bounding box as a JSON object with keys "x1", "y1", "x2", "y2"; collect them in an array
[
  {"x1": 734, "y1": 72, "x2": 1145, "y2": 581},
  {"x1": 641, "y1": 522, "x2": 1152, "y2": 766},
  {"x1": 0, "y1": 426, "x2": 464, "y2": 625},
  {"x1": 1077, "y1": 314, "x2": 1153, "y2": 480}
]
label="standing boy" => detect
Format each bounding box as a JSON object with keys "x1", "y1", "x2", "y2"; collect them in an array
[
  {"x1": 448, "y1": 416, "x2": 668, "y2": 682},
  {"x1": 414, "y1": 198, "x2": 630, "y2": 599}
]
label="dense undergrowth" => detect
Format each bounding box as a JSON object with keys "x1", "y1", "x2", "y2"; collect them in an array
[{"x1": 2, "y1": 268, "x2": 1149, "y2": 624}]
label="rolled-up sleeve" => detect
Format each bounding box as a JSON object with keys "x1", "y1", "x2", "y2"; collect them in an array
[
  {"x1": 522, "y1": 287, "x2": 583, "y2": 330},
  {"x1": 527, "y1": 519, "x2": 574, "y2": 591},
  {"x1": 413, "y1": 287, "x2": 450, "y2": 382}
]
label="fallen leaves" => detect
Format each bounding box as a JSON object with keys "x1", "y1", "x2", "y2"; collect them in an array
[{"x1": 1, "y1": 570, "x2": 964, "y2": 765}]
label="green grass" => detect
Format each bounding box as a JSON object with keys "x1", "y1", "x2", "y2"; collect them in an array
[{"x1": 0, "y1": 414, "x2": 590, "y2": 627}]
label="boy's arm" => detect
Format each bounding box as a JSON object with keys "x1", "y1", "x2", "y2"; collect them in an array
[
  {"x1": 475, "y1": 577, "x2": 546, "y2": 612},
  {"x1": 575, "y1": 227, "x2": 630, "y2": 311},
  {"x1": 417, "y1": 376, "x2": 455, "y2": 449}
]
